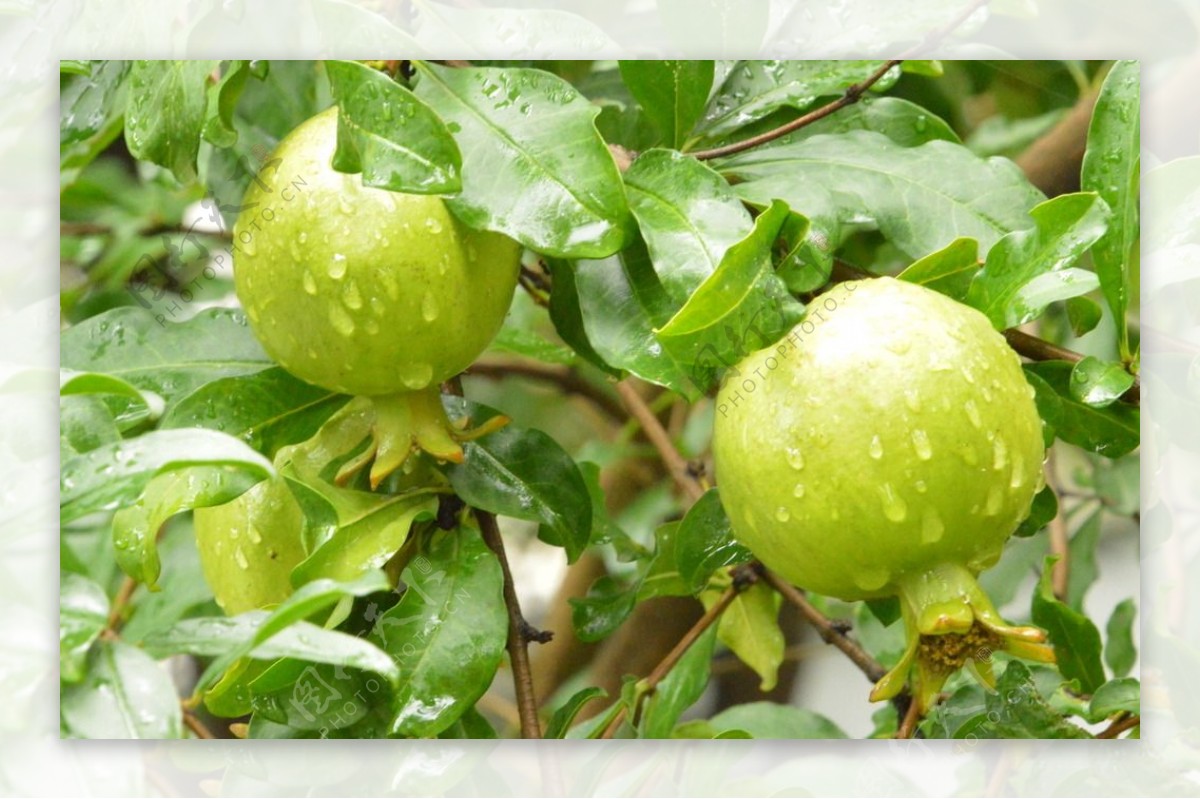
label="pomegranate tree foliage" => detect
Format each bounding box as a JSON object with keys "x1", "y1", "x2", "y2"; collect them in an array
[{"x1": 60, "y1": 59, "x2": 1139, "y2": 740}]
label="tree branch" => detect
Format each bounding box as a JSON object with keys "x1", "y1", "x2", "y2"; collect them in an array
[
  {"x1": 467, "y1": 360, "x2": 626, "y2": 423},
  {"x1": 182, "y1": 708, "x2": 216, "y2": 739},
  {"x1": 1003, "y1": 329, "x2": 1140, "y2": 404},
  {"x1": 475, "y1": 509, "x2": 544, "y2": 738},
  {"x1": 760, "y1": 568, "x2": 888, "y2": 684},
  {"x1": 615, "y1": 380, "x2": 706, "y2": 504},
  {"x1": 1096, "y1": 712, "x2": 1140, "y2": 739},
  {"x1": 689, "y1": 60, "x2": 903, "y2": 161}
]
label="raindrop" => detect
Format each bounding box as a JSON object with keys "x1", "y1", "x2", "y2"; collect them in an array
[
  {"x1": 793, "y1": 483, "x2": 806, "y2": 498},
  {"x1": 964, "y1": 399, "x2": 982, "y2": 428},
  {"x1": 329, "y1": 305, "x2": 355, "y2": 336},
  {"x1": 365, "y1": 319, "x2": 380, "y2": 335},
  {"x1": 421, "y1": 291, "x2": 439, "y2": 322},
  {"x1": 298, "y1": 231, "x2": 308, "y2": 244},
  {"x1": 785, "y1": 446, "x2": 805, "y2": 470},
  {"x1": 878, "y1": 483, "x2": 907, "y2": 522},
  {"x1": 302, "y1": 270, "x2": 318, "y2": 295},
  {"x1": 425, "y1": 217, "x2": 444, "y2": 234},
  {"x1": 854, "y1": 567, "x2": 890, "y2": 592},
  {"x1": 914, "y1": 479, "x2": 928, "y2": 494},
  {"x1": 885, "y1": 337, "x2": 911, "y2": 355},
  {"x1": 234, "y1": 546, "x2": 250, "y2": 570},
  {"x1": 380, "y1": 271, "x2": 400, "y2": 300},
  {"x1": 921, "y1": 508, "x2": 945, "y2": 544},
  {"x1": 1010, "y1": 453, "x2": 1025, "y2": 488},
  {"x1": 868, "y1": 434, "x2": 884, "y2": 460},
  {"x1": 775, "y1": 506, "x2": 791, "y2": 522},
  {"x1": 904, "y1": 388, "x2": 921, "y2": 412},
  {"x1": 961, "y1": 445, "x2": 979, "y2": 466},
  {"x1": 343, "y1": 279, "x2": 363, "y2": 310},
  {"x1": 985, "y1": 485, "x2": 1005, "y2": 516},
  {"x1": 911, "y1": 429, "x2": 932, "y2": 460},
  {"x1": 247, "y1": 525, "x2": 263, "y2": 545},
  {"x1": 992, "y1": 437, "x2": 1008, "y2": 470},
  {"x1": 328, "y1": 253, "x2": 348, "y2": 280},
  {"x1": 400, "y1": 362, "x2": 433, "y2": 390}
]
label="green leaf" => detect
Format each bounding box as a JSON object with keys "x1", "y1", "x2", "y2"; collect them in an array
[
  {"x1": 445, "y1": 403, "x2": 592, "y2": 563},
  {"x1": 1023, "y1": 361, "x2": 1139, "y2": 457},
  {"x1": 696, "y1": 60, "x2": 898, "y2": 142},
  {"x1": 60, "y1": 307, "x2": 272, "y2": 407},
  {"x1": 61, "y1": 639, "x2": 184, "y2": 739},
  {"x1": 570, "y1": 575, "x2": 638, "y2": 642},
  {"x1": 545, "y1": 687, "x2": 608, "y2": 738},
  {"x1": 638, "y1": 625, "x2": 717, "y2": 738},
  {"x1": 60, "y1": 369, "x2": 164, "y2": 431},
  {"x1": 124, "y1": 60, "x2": 218, "y2": 183},
  {"x1": 325, "y1": 60, "x2": 462, "y2": 194},
  {"x1": 545, "y1": 257, "x2": 620, "y2": 376},
  {"x1": 966, "y1": 193, "x2": 1110, "y2": 329},
  {"x1": 412, "y1": 62, "x2": 631, "y2": 258},
  {"x1": 375, "y1": 526, "x2": 507, "y2": 737},
  {"x1": 707, "y1": 701, "x2": 847, "y2": 739},
  {"x1": 488, "y1": 323, "x2": 577, "y2": 366},
  {"x1": 1066, "y1": 295, "x2": 1104, "y2": 337},
  {"x1": 1069, "y1": 356, "x2": 1136, "y2": 408},
  {"x1": 675, "y1": 489, "x2": 751, "y2": 592},
  {"x1": 623, "y1": 149, "x2": 754, "y2": 306},
  {"x1": 160, "y1": 367, "x2": 349, "y2": 459},
  {"x1": 774, "y1": 96, "x2": 959, "y2": 148},
  {"x1": 112, "y1": 465, "x2": 266, "y2": 589},
  {"x1": 61, "y1": 60, "x2": 129, "y2": 188},
  {"x1": 1104, "y1": 598, "x2": 1137, "y2": 678},
  {"x1": 1065, "y1": 507, "x2": 1103, "y2": 611},
  {"x1": 1081, "y1": 60, "x2": 1139, "y2": 359},
  {"x1": 896, "y1": 237, "x2": 980, "y2": 301},
  {"x1": 1022, "y1": 368, "x2": 1064, "y2": 447},
  {"x1": 248, "y1": 659, "x2": 376, "y2": 733},
  {"x1": 119, "y1": 523, "x2": 216, "y2": 645},
  {"x1": 655, "y1": 201, "x2": 804, "y2": 393},
  {"x1": 1032, "y1": 556, "x2": 1106, "y2": 694},
  {"x1": 956, "y1": 661, "x2": 1089, "y2": 739},
  {"x1": 722, "y1": 131, "x2": 1043, "y2": 261},
  {"x1": 618, "y1": 60, "x2": 714, "y2": 148},
  {"x1": 291, "y1": 492, "x2": 438, "y2": 585},
  {"x1": 1088, "y1": 677, "x2": 1139, "y2": 721},
  {"x1": 60, "y1": 428, "x2": 274, "y2": 523},
  {"x1": 61, "y1": 394, "x2": 121, "y2": 459},
  {"x1": 59, "y1": 574, "x2": 110, "y2": 684},
  {"x1": 202, "y1": 60, "x2": 253, "y2": 148},
  {"x1": 1013, "y1": 483, "x2": 1059, "y2": 538},
  {"x1": 712, "y1": 582, "x2": 784, "y2": 692}
]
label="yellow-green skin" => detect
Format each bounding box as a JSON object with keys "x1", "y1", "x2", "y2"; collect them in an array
[
  {"x1": 193, "y1": 478, "x2": 306, "y2": 615},
  {"x1": 233, "y1": 107, "x2": 521, "y2": 396},
  {"x1": 713, "y1": 277, "x2": 1045, "y2": 602}
]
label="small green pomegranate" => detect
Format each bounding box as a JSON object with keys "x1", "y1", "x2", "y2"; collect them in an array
[
  {"x1": 713, "y1": 277, "x2": 1054, "y2": 712},
  {"x1": 193, "y1": 478, "x2": 306, "y2": 615}
]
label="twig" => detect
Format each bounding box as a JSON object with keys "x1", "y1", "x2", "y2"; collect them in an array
[
  {"x1": 182, "y1": 708, "x2": 216, "y2": 739},
  {"x1": 760, "y1": 569, "x2": 888, "y2": 684},
  {"x1": 895, "y1": 695, "x2": 923, "y2": 739},
  {"x1": 1045, "y1": 460, "x2": 1070, "y2": 601},
  {"x1": 467, "y1": 361, "x2": 625, "y2": 422},
  {"x1": 1003, "y1": 329, "x2": 1140, "y2": 404},
  {"x1": 475, "y1": 509, "x2": 543, "y2": 738},
  {"x1": 1096, "y1": 713, "x2": 1140, "y2": 739},
  {"x1": 105, "y1": 576, "x2": 138, "y2": 633},
  {"x1": 690, "y1": 60, "x2": 902, "y2": 161},
  {"x1": 615, "y1": 380, "x2": 706, "y2": 504},
  {"x1": 599, "y1": 574, "x2": 748, "y2": 739}
]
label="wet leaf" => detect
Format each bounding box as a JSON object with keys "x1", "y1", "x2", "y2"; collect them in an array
[
  {"x1": 61, "y1": 640, "x2": 183, "y2": 739},
  {"x1": 59, "y1": 574, "x2": 110, "y2": 684},
  {"x1": 1032, "y1": 556, "x2": 1106, "y2": 694},
  {"x1": 124, "y1": 60, "x2": 218, "y2": 183},
  {"x1": 619, "y1": 60, "x2": 713, "y2": 148}
]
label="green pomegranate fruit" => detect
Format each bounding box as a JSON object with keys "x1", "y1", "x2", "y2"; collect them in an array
[
  {"x1": 713, "y1": 277, "x2": 1054, "y2": 712},
  {"x1": 232, "y1": 106, "x2": 521, "y2": 483},
  {"x1": 194, "y1": 478, "x2": 306, "y2": 615}
]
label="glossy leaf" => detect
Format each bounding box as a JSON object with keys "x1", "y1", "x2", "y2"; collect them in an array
[
  {"x1": 706, "y1": 701, "x2": 847, "y2": 739},
  {"x1": 638, "y1": 626, "x2": 717, "y2": 738},
  {"x1": 60, "y1": 307, "x2": 272, "y2": 407},
  {"x1": 696, "y1": 60, "x2": 898, "y2": 142},
  {"x1": 1066, "y1": 296, "x2": 1103, "y2": 337},
  {"x1": 1032, "y1": 556, "x2": 1106, "y2": 694},
  {"x1": 374, "y1": 526, "x2": 506, "y2": 738},
  {"x1": 545, "y1": 687, "x2": 608, "y2": 739},
  {"x1": 124, "y1": 60, "x2": 218, "y2": 183},
  {"x1": 60, "y1": 394, "x2": 120, "y2": 459},
  {"x1": 1013, "y1": 484, "x2": 1059, "y2": 538},
  {"x1": 60, "y1": 369, "x2": 164, "y2": 431},
  {"x1": 61, "y1": 60, "x2": 129, "y2": 188},
  {"x1": 59, "y1": 574, "x2": 110, "y2": 684},
  {"x1": 618, "y1": 60, "x2": 714, "y2": 148},
  {"x1": 774, "y1": 96, "x2": 959, "y2": 148},
  {"x1": 712, "y1": 581, "x2": 784, "y2": 692},
  {"x1": 623, "y1": 149, "x2": 754, "y2": 305},
  {"x1": 1088, "y1": 677, "x2": 1139, "y2": 721},
  {"x1": 722, "y1": 131, "x2": 1043, "y2": 262},
  {"x1": 60, "y1": 428, "x2": 274, "y2": 523},
  {"x1": 896, "y1": 237, "x2": 980, "y2": 301},
  {"x1": 161, "y1": 367, "x2": 349, "y2": 458},
  {"x1": 1024, "y1": 361, "x2": 1139, "y2": 457},
  {"x1": 1081, "y1": 60, "x2": 1139, "y2": 359},
  {"x1": 202, "y1": 60, "x2": 252, "y2": 148},
  {"x1": 326, "y1": 59, "x2": 462, "y2": 194},
  {"x1": 570, "y1": 575, "x2": 638, "y2": 643},
  {"x1": 955, "y1": 661, "x2": 1089, "y2": 739},
  {"x1": 60, "y1": 640, "x2": 183, "y2": 739},
  {"x1": 675, "y1": 489, "x2": 751, "y2": 592},
  {"x1": 413, "y1": 61, "x2": 631, "y2": 258},
  {"x1": 1066, "y1": 508, "x2": 1102, "y2": 611},
  {"x1": 967, "y1": 193, "x2": 1109, "y2": 328},
  {"x1": 112, "y1": 465, "x2": 266, "y2": 588},
  {"x1": 1104, "y1": 598, "x2": 1137, "y2": 678},
  {"x1": 445, "y1": 403, "x2": 592, "y2": 562},
  {"x1": 1069, "y1": 356, "x2": 1136, "y2": 408}
]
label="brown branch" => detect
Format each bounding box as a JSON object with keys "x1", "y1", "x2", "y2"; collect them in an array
[
  {"x1": 761, "y1": 568, "x2": 888, "y2": 684},
  {"x1": 1096, "y1": 713, "x2": 1140, "y2": 739},
  {"x1": 182, "y1": 708, "x2": 216, "y2": 739},
  {"x1": 895, "y1": 695, "x2": 924, "y2": 739},
  {"x1": 475, "y1": 509, "x2": 543, "y2": 738},
  {"x1": 1045, "y1": 460, "x2": 1070, "y2": 600},
  {"x1": 467, "y1": 361, "x2": 626, "y2": 423},
  {"x1": 690, "y1": 60, "x2": 903, "y2": 161},
  {"x1": 599, "y1": 577, "x2": 745, "y2": 739},
  {"x1": 105, "y1": 576, "x2": 138, "y2": 633},
  {"x1": 615, "y1": 380, "x2": 706, "y2": 504},
  {"x1": 1003, "y1": 329, "x2": 1140, "y2": 405}
]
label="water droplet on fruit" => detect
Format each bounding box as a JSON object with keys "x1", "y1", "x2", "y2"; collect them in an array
[
  {"x1": 246, "y1": 304, "x2": 260, "y2": 323},
  {"x1": 878, "y1": 483, "x2": 907, "y2": 522},
  {"x1": 247, "y1": 525, "x2": 263, "y2": 544},
  {"x1": 921, "y1": 508, "x2": 945, "y2": 543},
  {"x1": 786, "y1": 446, "x2": 805, "y2": 470},
  {"x1": 904, "y1": 388, "x2": 921, "y2": 412},
  {"x1": 985, "y1": 485, "x2": 1004, "y2": 516},
  {"x1": 886, "y1": 337, "x2": 911, "y2": 355},
  {"x1": 328, "y1": 253, "x2": 348, "y2": 280},
  {"x1": 963, "y1": 367, "x2": 976, "y2": 385},
  {"x1": 1010, "y1": 452, "x2": 1025, "y2": 488},
  {"x1": 380, "y1": 271, "x2": 399, "y2": 300},
  {"x1": 868, "y1": 435, "x2": 884, "y2": 460},
  {"x1": 343, "y1": 279, "x2": 363, "y2": 309},
  {"x1": 961, "y1": 445, "x2": 979, "y2": 466},
  {"x1": 425, "y1": 217, "x2": 443, "y2": 234},
  {"x1": 421, "y1": 291, "x2": 439, "y2": 321},
  {"x1": 329, "y1": 305, "x2": 355, "y2": 336},
  {"x1": 400, "y1": 362, "x2": 433, "y2": 390},
  {"x1": 365, "y1": 319, "x2": 380, "y2": 335},
  {"x1": 854, "y1": 567, "x2": 890, "y2": 592},
  {"x1": 992, "y1": 436, "x2": 1008, "y2": 470},
  {"x1": 302, "y1": 270, "x2": 317, "y2": 295},
  {"x1": 964, "y1": 399, "x2": 982, "y2": 428},
  {"x1": 234, "y1": 546, "x2": 250, "y2": 570},
  {"x1": 911, "y1": 428, "x2": 932, "y2": 460},
  {"x1": 793, "y1": 483, "x2": 805, "y2": 498},
  {"x1": 241, "y1": 237, "x2": 257, "y2": 256},
  {"x1": 914, "y1": 479, "x2": 928, "y2": 493}
]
